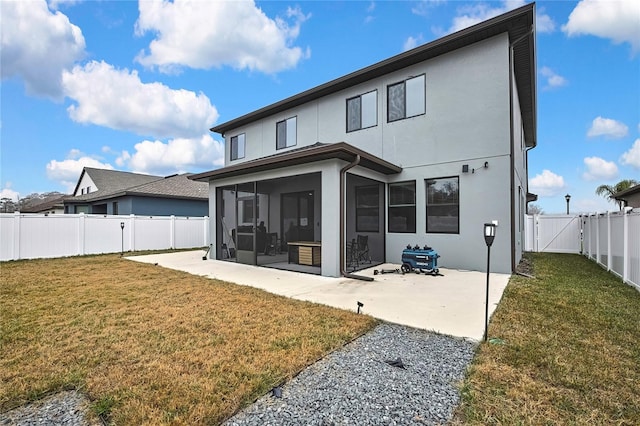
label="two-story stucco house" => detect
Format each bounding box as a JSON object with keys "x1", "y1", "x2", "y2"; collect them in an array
[{"x1": 190, "y1": 4, "x2": 536, "y2": 276}]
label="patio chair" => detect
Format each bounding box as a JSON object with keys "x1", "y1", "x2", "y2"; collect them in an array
[
  {"x1": 356, "y1": 235, "x2": 371, "y2": 264},
  {"x1": 265, "y1": 232, "x2": 280, "y2": 255}
]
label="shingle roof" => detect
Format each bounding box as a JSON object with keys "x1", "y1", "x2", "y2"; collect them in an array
[
  {"x1": 189, "y1": 142, "x2": 402, "y2": 182},
  {"x1": 20, "y1": 195, "x2": 70, "y2": 213},
  {"x1": 127, "y1": 174, "x2": 209, "y2": 199},
  {"x1": 71, "y1": 168, "x2": 162, "y2": 201},
  {"x1": 66, "y1": 168, "x2": 208, "y2": 203}
]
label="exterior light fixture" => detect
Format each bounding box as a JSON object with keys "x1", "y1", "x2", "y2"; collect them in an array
[
  {"x1": 565, "y1": 194, "x2": 571, "y2": 215},
  {"x1": 483, "y1": 223, "x2": 496, "y2": 342},
  {"x1": 120, "y1": 222, "x2": 125, "y2": 256}
]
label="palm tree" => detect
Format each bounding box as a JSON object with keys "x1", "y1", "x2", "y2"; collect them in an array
[{"x1": 595, "y1": 179, "x2": 639, "y2": 210}]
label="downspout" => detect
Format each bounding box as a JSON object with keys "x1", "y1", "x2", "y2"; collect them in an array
[
  {"x1": 340, "y1": 155, "x2": 373, "y2": 281},
  {"x1": 509, "y1": 27, "x2": 534, "y2": 272}
]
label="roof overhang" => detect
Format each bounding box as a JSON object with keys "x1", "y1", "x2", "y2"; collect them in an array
[
  {"x1": 211, "y1": 3, "x2": 536, "y2": 147},
  {"x1": 189, "y1": 142, "x2": 402, "y2": 182}
]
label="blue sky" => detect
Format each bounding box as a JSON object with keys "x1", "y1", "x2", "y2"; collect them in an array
[{"x1": 1, "y1": 0, "x2": 638, "y2": 214}]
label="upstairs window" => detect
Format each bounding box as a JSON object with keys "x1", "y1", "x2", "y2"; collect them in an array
[
  {"x1": 388, "y1": 181, "x2": 416, "y2": 233},
  {"x1": 347, "y1": 90, "x2": 377, "y2": 132},
  {"x1": 230, "y1": 133, "x2": 245, "y2": 160},
  {"x1": 276, "y1": 116, "x2": 297, "y2": 149},
  {"x1": 387, "y1": 74, "x2": 426, "y2": 122},
  {"x1": 426, "y1": 176, "x2": 459, "y2": 234}
]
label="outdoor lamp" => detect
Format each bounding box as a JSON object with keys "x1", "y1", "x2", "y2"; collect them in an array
[
  {"x1": 120, "y1": 222, "x2": 125, "y2": 256},
  {"x1": 565, "y1": 194, "x2": 571, "y2": 215},
  {"x1": 483, "y1": 223, "x2": 496, "y2": 342},
  {"x1": 484, "y1": 223, "x2": 496, "y2": 247}
]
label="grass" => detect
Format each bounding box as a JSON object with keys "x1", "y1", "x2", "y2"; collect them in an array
[
  {"x1": 0, "y1": 254, "x2": 377, "y2": 425},
  {"x1": 455, "y1": 252, "x2": 640, "y2": 425}
]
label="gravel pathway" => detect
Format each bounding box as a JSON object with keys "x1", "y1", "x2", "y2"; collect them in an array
[
  {"x1": 1, "y1": 324, "x2": 476, "y2": 425},
  {"x1": 225, "y1": 323, "x2": 476, "y2": 426},
  {"x1": 0, "y1": 391, "x2": 101, "y2": 426}
]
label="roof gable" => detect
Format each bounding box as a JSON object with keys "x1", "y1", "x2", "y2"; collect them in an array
[{"x1": 211, "y1": 3, "x2": 536, "y2": 147}]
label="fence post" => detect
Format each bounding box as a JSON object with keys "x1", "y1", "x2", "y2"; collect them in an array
[
  {"x1": 595, "y1": 214, "x2": 600, "y2": 265},
  {"x1": 12, "y1": 212, "x2": 21, "y2": 260},
  {"x1": 129, "y1": 214, "x2": 135, "y2": 252},
  {"x1": 170, "y1": 215, "x2": 175, "y2": 249},
  {"x1": 606, "y1": 212, "x2": 611, "y2": 272},
  {"x1": 78, "y1": 213, "x2": 86, "y2": 256},
  {"x1": 534, "y1": 214, "x2": 539, "y2": 252},
  {"x1": 623, "y1": 209, "x2": 629, "y2": 284}
]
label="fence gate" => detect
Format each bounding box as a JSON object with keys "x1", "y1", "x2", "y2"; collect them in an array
[{"x1": 525, "y1": 214, "x2": 582, "y2": 254}]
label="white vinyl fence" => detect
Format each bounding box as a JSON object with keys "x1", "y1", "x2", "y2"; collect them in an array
[
  {"x1": 0, "y1": 213, "x2": 210, "y2": 261},
  {"x1": 525, "y1": 210, "x2": 640, "y2": 291}
]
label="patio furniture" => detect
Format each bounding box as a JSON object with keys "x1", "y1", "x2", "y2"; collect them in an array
[{"x1": 288, "y1": 241, "x2": 321, "y2": 266}]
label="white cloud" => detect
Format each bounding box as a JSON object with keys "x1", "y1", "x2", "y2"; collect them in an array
[
  {"x1": 411, "y1": 0, "x2": 445, "y2": 17},
  {"x1": 116, "y1": 134, "x2": 225, "y2": 176},
  {"x1": 620, "y1": 139, "x2": 640, "y2": 169},
  {"x1": 62, "y1": 61, "x2": 219, "y2": 138},
  {"x1": 562, "y1": 0, "x2": 640, "y2": 54},
  {"x1": 46, "y1": 151, "x2": 114, "y2": 192},
  {"x1": 445, "y1": 1, "x2": 555, "y2": 35},
  {"x1": 0, "y1": 0, "x2": 85, "y2": 99},
  {"x1": 540, "y1": 66, "x2": 567, "y2": 89},
  {"x1": 587, "y1": 116, "x2": 629, "y2": 139},
  {"x1": 403, "y1": 35, "x2": 424, "y2": 51},
  {"x1": 1, "y1": 183, "x2": 20, "y2": 202},
  {"x1": 135, "y1": 1, "x2": 310, "y2": 74},
  {"x1": 536, "y1": 8, "x2": 556, "y2": 33},
  {"x1": 529, "y1": 169, "x2": 565, "y2": 197},
  {"x1": 582, "y1": 156, "x2": 618, "y2": 181}
]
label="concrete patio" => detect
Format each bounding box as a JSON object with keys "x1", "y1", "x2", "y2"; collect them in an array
[{"x1": 129, "y1": 250, "x2": 511, "y2": 341}]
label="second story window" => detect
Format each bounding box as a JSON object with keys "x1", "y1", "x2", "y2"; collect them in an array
[
  {"x1": 387, "y1": 74, "x2": 426, "y2": 122},
  {"x1": 276, "y1": 116, "x2": 297, "y2": 149},
  {"x1": 347, "y1": 90, "x2": 377, "y2": 132},
  {"x1": 230, "y1": 133, "x2": 245, "y2": 160}
]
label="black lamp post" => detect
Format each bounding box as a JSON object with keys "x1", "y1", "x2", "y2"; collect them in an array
[
  {"x1": 483, "y1": 223, "x2": 496, "y2": 342},
  {"x1": 565, "y1": 194, "x2": 571, "y2": 214},
  {"x1": 120, "y1": 222, "x2": 125, "y2": 256}
]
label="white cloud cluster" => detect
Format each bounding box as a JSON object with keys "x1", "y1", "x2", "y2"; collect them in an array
[
  {"x1": 446, "y1": 1, "x2": 555, "y2": 34},
  {"x1": 46, "y1": 150, "x2": 114, "y2": 192},
  {"x1": 582, "y1": 156, "x2": 618, "y2": 181},
  {"x1": 540, "y1": 66, "x2": 567, "y2": 90},
  {"x1": 587, "y1": 116, "x2": 628, "y2": 139},
  {"x1": 563, "y1": 0, "x2": 640, "y2": 54},
  {"x1": 529, "y1": 169, "x2": 565, "y2": 197},
  {"x1": 116, "y1": 135, "x2": 225, "y2": 176},
  {"x1": 62, "y1": 61, "x2": 219, "y2": 139},
  {"x1": 1, "y1": 183, "x2": 20, "y2": 203},
  {"x1": 403, "y1": 35, "x2": 425, "y2": 52},
  {"x1": 135, "y1": 0, "x2": 310, "y2": 74},
  {"x1": 0, "y1": 0, "x2": 85, "y2": 99},
  {"x1": 620, "y1": 139, "x2": 640, "y2": 169}
]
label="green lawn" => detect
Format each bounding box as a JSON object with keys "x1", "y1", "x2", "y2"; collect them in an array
[
  {"x1": 455, "y1": 252, "x2": 640, "y2": 425},
  {"x1": 1, "y1": 254, "x2": 376, "y2": 425}
]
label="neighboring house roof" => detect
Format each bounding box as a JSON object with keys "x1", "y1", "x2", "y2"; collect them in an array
[
  {"x1": 72, "y1": 167, "x2": 162, "y2": 200},
  {"x1": 20, "y1": 195, "x2": 70, "y2": 213},
  {"x1": 190, "y1": 142, "x2": 402, "y2": 182},
  {"x1": 613, "y1": 184, "x2": 640, "y2": 207},
  {"x1": 613, "y1": 184, "x2": 640, "y2": 199},
  {"x1": 66, "y1": 168, "x2": 208, "y2": 204},
  {"x1": 211, "y1": 3, "x2": 536, "y2": 148}
]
